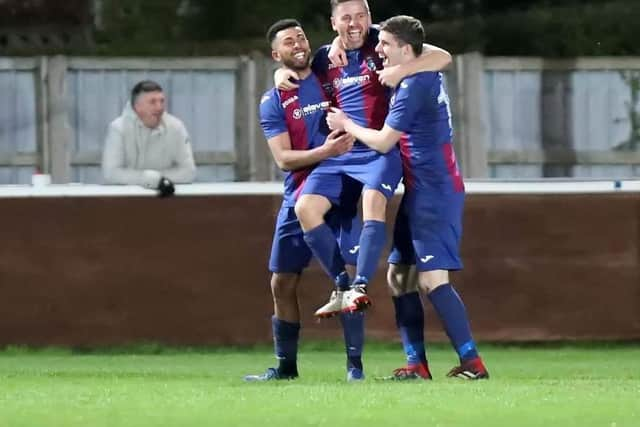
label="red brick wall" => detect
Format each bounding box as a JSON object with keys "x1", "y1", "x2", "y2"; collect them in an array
[{"x1": 0, "y1": 193, "x2": 638, "y2": 346}]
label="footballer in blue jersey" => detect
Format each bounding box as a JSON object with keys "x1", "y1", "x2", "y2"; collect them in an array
[
  {"x1": 327, "y1": 15, "x2": 489, "y2": 381},
  {"x1": 245, "y1": 19, "x2": 367, "y2": 383},
  {"x1": 274, "y1": 0, "x2": 453, "y2": 320}
]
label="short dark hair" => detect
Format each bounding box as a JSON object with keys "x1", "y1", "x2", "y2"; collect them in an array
[
  {"x1": 131, "y1": 80, "x2": 163, "y2": 105},
  {"x1": 380, "y1": 15, "x2": 424, "y2": 56},
  {"x1": 330, "y1": 0, "x2": 369, "y2": 13},
  {"x1": 266, "y1": 19, "x2": 302, "y2": 46}
]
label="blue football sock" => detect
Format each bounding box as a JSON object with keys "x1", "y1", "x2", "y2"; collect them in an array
[
  {"x1": 428, "y1": 284, "x2": 479, "y2": 361},
  {"x1": 392, "y1": 292, "x2": 426, "y2": 365},
  {"x1": 272, "y1": 316, "x2": 300, "y2": 374},
  {"x1": 303, "y1": 223, "x2": 348, "y2": 287},
  {"x1": 340, "y1": 311, "x2": 364, "y2": 371},
  {"x1": 335, "y1": 271, "x2": 351, "y2": 291},
  {"x1": 353, "y1": 220, "x2": 386, "y2": 285}
]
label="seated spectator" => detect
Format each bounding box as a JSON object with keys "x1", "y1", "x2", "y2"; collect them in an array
[{"x1": 101, "y1": 80, "x2": 196, "y2": 195}]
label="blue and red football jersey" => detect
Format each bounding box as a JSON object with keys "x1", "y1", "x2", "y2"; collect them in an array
[
  {"x1": 259, "y1": 73, "x2": 331, "y2": 206},
  {"x1": 386, "y1": 72, "x2": 465, "y2": 271},
  {"x1": 385, "y1": 72, "x2": 464, "y2": 197},
  {"x1": 312, "y1": 26, "x2": 389, "y2": 152}
]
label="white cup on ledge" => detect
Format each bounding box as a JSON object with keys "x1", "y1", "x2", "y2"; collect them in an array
[{"x1": 32, "y1": 173, "x2": 52, "y2": 187}]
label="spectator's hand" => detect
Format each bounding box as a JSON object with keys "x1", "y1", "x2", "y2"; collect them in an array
[
  {"x1": 328, "y1": 37, "x2": 347, "y2": 67},
  {"x1": 157, "y1": 177, "x2": 175, "y2": 198},
  {"x1": 326, "y1": 107, "x2": 349, "y2": 131},
  {"x1": 376, "y1": 65, "x2": 403, "y2": 88},
  {"x1": 275, "y1": 68, "x2": 299, "y2": 91},
  {"x1": 323, "y1": 129, "x2": 354, "y2": 157}
]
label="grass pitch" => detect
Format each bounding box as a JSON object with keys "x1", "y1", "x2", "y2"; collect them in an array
[{"x1": 0, "y1": 343, "x2": 638, "y2": 427}]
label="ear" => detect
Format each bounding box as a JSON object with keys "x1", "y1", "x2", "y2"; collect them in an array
[
  {"x1": 271, "y1": 49, "x2": 281, "y2": 62},
  {"x1": 330, "y1": 16, "x2": 337, "y2": 31}
]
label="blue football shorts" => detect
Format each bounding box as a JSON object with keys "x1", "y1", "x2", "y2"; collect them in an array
[
  {"x1": 388, "y1": 191, "x2": 465, "y2": 272},
  {"x1": 300, "y1": 147, "x2": 403, "y2": 203},
  {"x1": 269, "y1": 182, "x2": 363, "y2": 273}
]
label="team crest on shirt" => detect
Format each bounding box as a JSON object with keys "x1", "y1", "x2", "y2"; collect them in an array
[
  {"x1": 365, "y1": 57, "x2": 377, "y2": 71},
  {"x1": 292, "y1": 109, "x2": 302, "y2": 119}
]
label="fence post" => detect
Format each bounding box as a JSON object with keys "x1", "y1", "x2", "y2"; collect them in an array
[
  {"x1": 35, "y1": 56, "x2": 50, "y2": 174},
  {"x1": 234, "y1": 56, "x2": 252, "y2": 181},
  {"x1": 452, "y1": 52, "x2": 489, "y2": 178},
  {"x1": 250, "y1": 51, "x2": 276, "y2": 181},
  {"x1": 47, "y1": 55, "x2": 73, "y2": 183}
]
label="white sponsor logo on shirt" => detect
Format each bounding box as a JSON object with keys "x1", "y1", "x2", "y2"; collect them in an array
[
  {"x1": 333, "y1": 75, "x2": 371, "y2": 89},
  {"x1": 281, "y1": 95, "x2": 299, "y2": 108},
  {"x1": 291, "y1": 100, "x2": 331, "y2": 120}
]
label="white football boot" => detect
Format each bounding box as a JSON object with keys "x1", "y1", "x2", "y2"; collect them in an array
[
  {"x1": 313, "y1": 290, "x2": 345, "y2": 318},
  {"x1": 342, "y1": 285, "x2": 371, "y2": 313}
]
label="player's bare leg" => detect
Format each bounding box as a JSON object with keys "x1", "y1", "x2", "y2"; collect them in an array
[{"x1": 271, "y1": 272, "x2": 301, "y2": 323}]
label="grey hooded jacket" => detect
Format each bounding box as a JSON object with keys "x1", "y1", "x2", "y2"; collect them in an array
[{"x1": 101, "y1": 102, "x2": 196, "y2": 187}]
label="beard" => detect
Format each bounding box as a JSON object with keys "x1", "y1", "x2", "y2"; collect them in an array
[{"x1": 282, "y1": 53, "x2": 311, "y2": 72}]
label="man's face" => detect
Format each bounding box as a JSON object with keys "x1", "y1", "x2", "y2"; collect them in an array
[
  {"x1": 331, "y1": 0, "x2": 371, "y2": 50},
  {"x1": 133, "y1": 91, "x2": 165, "y2": 128},
  {"x1": 375, "y1": 30, "x2": 406, "y2": 68},
  {"x1": 272, "y1": 26, "x2": 311, "y2": 71}
]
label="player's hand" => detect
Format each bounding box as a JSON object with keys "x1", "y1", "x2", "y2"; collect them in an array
[
  {"x1": 275, "y1": 68, "x2": 299, "y2": 90},
  {"x1": 323, "y1": 129, "x2": 354, "y2": 156},
  {"x1": 328, "y1": 36, "x2": 347, "y2": 67},
  {"x1": 377, "y1": 65, "x2": 404, "y2": 88},
  {"x1": 326, "y1": 107, "x2": 349, "y2": 131},
  {"x1": 157, "y1": 176, "x2": 175, "y2": 198}
]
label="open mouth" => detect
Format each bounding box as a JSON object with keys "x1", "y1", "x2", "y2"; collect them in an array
[{"x1": 347, "y1": 30, "x2": 362, "y2": 43}]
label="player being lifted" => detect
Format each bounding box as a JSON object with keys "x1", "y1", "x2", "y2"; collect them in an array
[
  {"x1": 327, "y1": 15, "x2": 489, "y2": 380},
  {"x1": 245, "y1": 19, "x2": 367, "y2": 382},
  {"x1": 277, "y1": 0, "x2": 453, "y2": 317}
]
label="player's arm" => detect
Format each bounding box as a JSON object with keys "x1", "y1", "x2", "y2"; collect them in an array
[
  {"x1": 326, "y1": 108, "x2": 401, "y2": 154},
  {"x1": 328, "y1": 36, "x2": 348, "y2": 67},
  {"x1": 377, "y1": 44, "x2": 452, "y2": 88},
  {"x1": 267, "y1": 129, "x2": 354, "y2": 171}
]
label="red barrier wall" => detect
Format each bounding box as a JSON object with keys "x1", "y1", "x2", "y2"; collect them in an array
[{"x1": 0, "y1": 193, "x2": 638, "y2": 346}]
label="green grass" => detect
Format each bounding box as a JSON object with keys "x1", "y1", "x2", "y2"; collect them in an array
[{"x1": 0, "y1": 343, "x2": 639, "y2": 427}]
